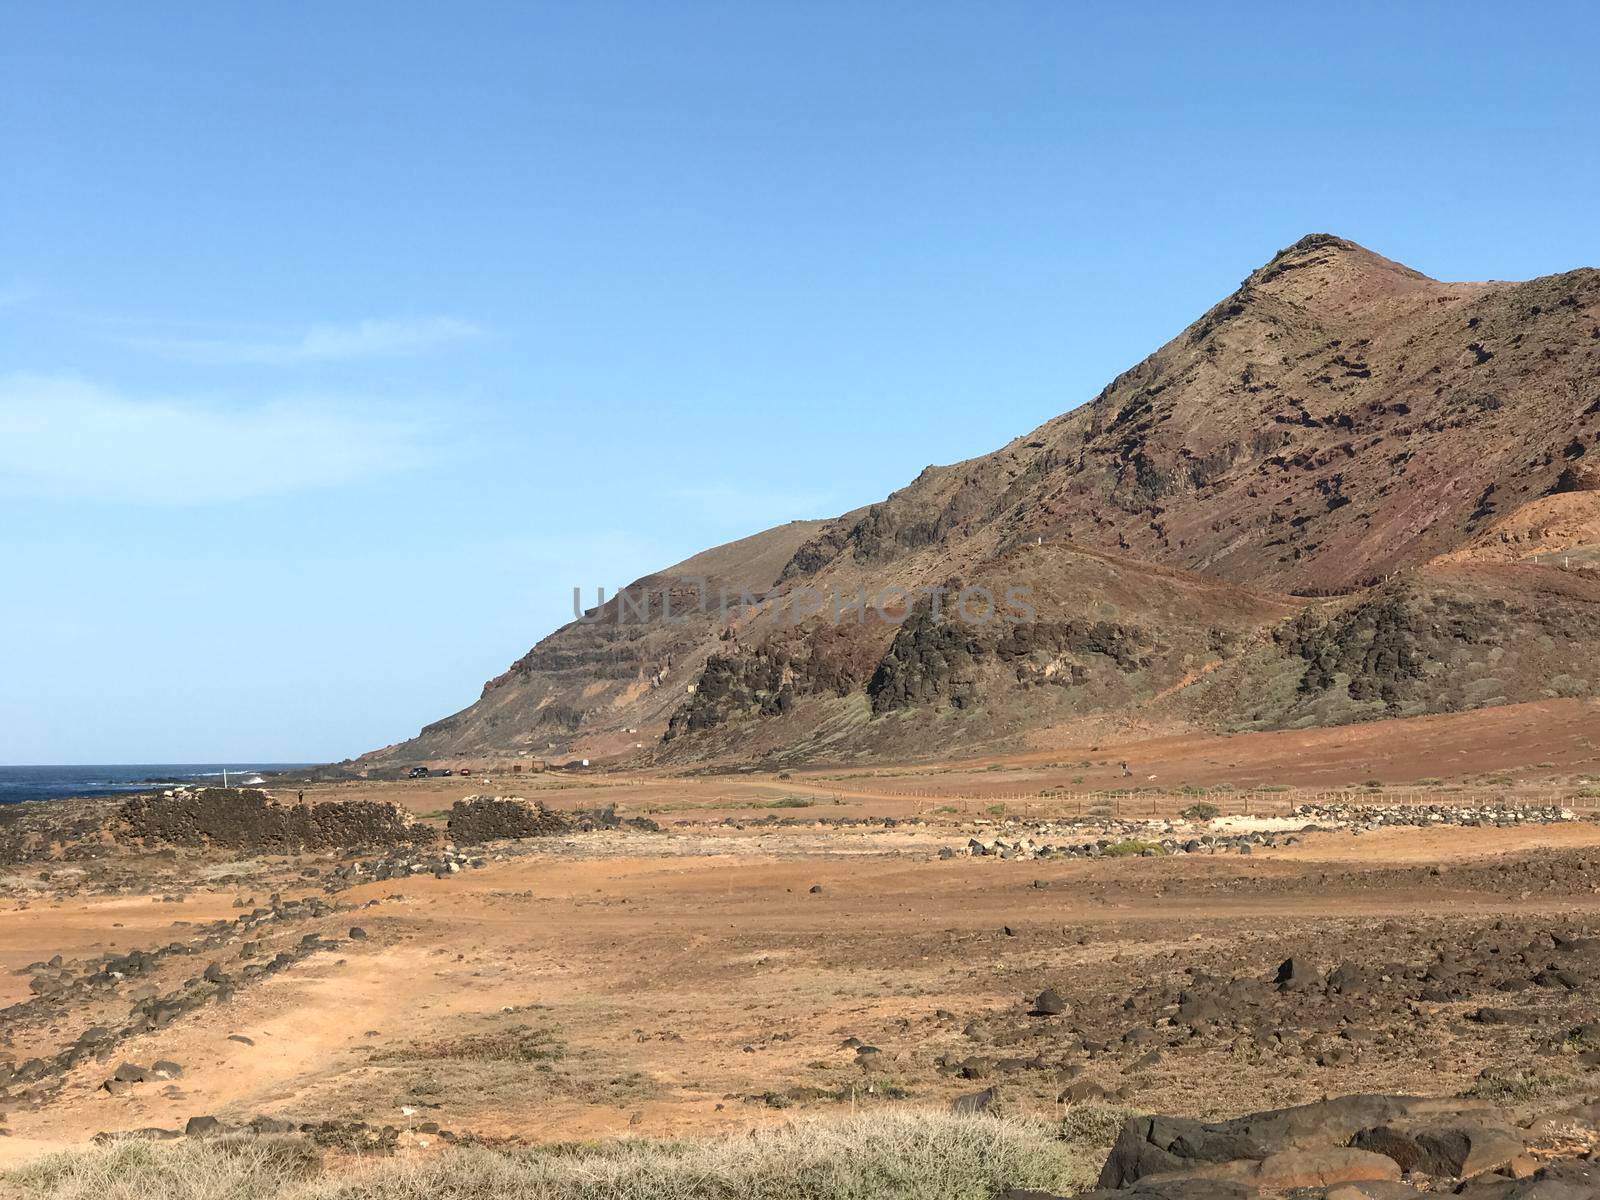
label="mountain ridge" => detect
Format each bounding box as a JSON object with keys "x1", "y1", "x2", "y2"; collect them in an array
[{"x1": 364, "y1": 235, "x2": 1600, "y2": 769}]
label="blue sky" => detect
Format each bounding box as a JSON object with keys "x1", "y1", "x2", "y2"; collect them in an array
[{"x1": 2, "y1": 2, "x2": 1597, "y2": 764}]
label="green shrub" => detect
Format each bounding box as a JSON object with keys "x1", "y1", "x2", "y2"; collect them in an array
[
  {"x1": 1059, "y1": 1103, "x2": 1141, "y2": 1150},
  {"x1": 1102, "y1": 840, "x2": 1166, "y2": 857}
]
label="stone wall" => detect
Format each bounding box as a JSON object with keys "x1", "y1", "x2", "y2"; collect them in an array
[{"x1": 117, "y1": 789, "x2": 435, "y2": 852}]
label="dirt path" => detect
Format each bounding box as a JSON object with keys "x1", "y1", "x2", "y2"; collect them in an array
[{"x1": 7, "y1": 814, "x2": 1600, "y2": 1162}]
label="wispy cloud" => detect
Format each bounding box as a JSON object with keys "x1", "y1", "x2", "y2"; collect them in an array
[
  {"x1": 0, "y1": 372, "x2": 428, "y2": 505},
  {"x1": 129, "y1": 315, "x2": 483, "y2": 366}
]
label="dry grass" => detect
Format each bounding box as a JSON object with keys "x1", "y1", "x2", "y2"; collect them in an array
[
  {"x1": 2, "y1": 1108, "x2": 1114, "y2": 1200},
  {"x1": 379, "y1": 1024, "x2": 565, "y2": 1064}
]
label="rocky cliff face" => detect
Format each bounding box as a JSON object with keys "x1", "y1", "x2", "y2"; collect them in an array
[
  {"x1": 369, "y1": 235, "x2": 1600, "y2": 767},
  {"x1": 776, "y1": 235, "x2": 1600, "y2": 594}
]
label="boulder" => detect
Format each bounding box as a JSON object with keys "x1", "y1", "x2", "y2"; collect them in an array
[
  {"x1": 1275, "y1": 958, "x2": 1321, "y2": 992},
  {"x1": 1060, "y1": 1079, "x2": 1109, "y2": 1104},
  {"x1": 1034, "y1": 988, "x2": 1070, "y2": 1016},
  {"x1": 1139, "y1": 1147, "x2": 1401, "y2": 1190},
  {"x1": 1323, "y1": 1184, "x2": 1425, "y2": 1200},
  {"x1": 1404, "y1": 1121, "x2": 1527, "y2": 1178},
  {"x1": 951, "y1": 1087, "x2": 999, "y2": 1115},
  {"x1": 1097, "y1": 1096, "x2": 1505, "y2": 1190}
]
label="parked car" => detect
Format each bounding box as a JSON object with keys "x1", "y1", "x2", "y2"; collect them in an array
[{"x1": 406, "y1": 766, "x2": 430, "y2": 779}]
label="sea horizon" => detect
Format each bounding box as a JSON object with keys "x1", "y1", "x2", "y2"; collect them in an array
[{"x1": 0, "y1": 763, "x2": 315, "y2": 806}]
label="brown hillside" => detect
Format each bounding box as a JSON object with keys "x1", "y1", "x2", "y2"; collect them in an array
[{"x1": 368, "y1": 235, "x2": 1600, "y2": 768}]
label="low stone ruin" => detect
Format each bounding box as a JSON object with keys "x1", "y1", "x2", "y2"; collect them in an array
[
  {"x1": 446, "y1": 795, "x2": 571, "y2": 843},
  {"x1": 446, "y1": 796, "x2": 660, "y2": 843},
  {"x1": 117, "y1": 788, "x2": 433, "y2": 852}
]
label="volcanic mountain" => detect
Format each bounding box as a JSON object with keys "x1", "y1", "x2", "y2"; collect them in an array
[{"x1": 365, "y1": 235, "x2": 1600, "y2": 768}]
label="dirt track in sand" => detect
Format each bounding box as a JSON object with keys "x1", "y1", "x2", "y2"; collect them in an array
[{"x1": 6, "y1": 809, "x2": 1600, "y2": 1166}]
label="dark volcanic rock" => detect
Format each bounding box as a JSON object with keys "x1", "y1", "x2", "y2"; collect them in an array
[
  {"x1": 1089, "y1": 1095, "x2": 1561, "y2": 1200},
  {"x1": 119, "y1": 789, "x2": 433, "y2": 852},
  {"x1": 951, "y1": 1086, "x2": 999, "y2": 1114},
  {"x1": 1033, "y1": 987, "x2": 1070, "y2": 1016},
  {"x1": 446, "y1": 795, "x2": 571, "y2": 843}
]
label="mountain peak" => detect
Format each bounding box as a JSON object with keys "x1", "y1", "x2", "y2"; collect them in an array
[
  {"x1": 369, "y1": 239, "x2": 1600, "y2": 768},
  {"x1": 1247, "y1": 233, "x2": 1435, "y2": 292}
]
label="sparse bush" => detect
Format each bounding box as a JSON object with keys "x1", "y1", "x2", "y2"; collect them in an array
[
  {"x1": 4, "y1": 1110, "x2": 1103, "y2": 1200},
  {"x1": 1466, "y1": 1067, "x2": 1574, "y2": 1103},
  {"x1": 1180, "y1": 802, "x2": 1220, "y2": 821},
  {"x1": 383, "y1": 1025, "x2": 564, "y2": 1064},
  {"x1": 1102, "y1": 840, "x2": 1166, "y2": 857},
  {"x1": 1059, "y1": 1103, "x2": 1141, "y2": 1149},
  {"x1": 1560, "y1": 1027, "x2": 1600, "y2": 1055}
]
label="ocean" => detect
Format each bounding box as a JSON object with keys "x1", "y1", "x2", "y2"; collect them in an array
[{"x1": 0, "y1": 764, "x2": 313, "y2": 805}]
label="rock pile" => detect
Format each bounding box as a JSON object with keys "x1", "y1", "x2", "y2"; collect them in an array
[
  {"x1": 0, "y1": 895, "x2": 349, "y2": 1109},
  {"x1": 951, "y1": 918, "x2": 1600, "y2": 1092},
  {"x1": 1019, "y1": 1092, "x2": 1600, "y2": 1199},
  {"x1": 327, "y1": 845, "x2": 485, "y2": 889},
  {"x1": 950, "y1": 800, "x2": 1581, "y2": 863},
  {"x1": 94, "y1": 1113, "x2": 467, "y2": 1151},
  {"x1": 1292, "y1": 801, "x2": 1576, "y2": 829},
  {"x1": 956, "y1": 829, "x2": 1296, "y2": 861}
]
